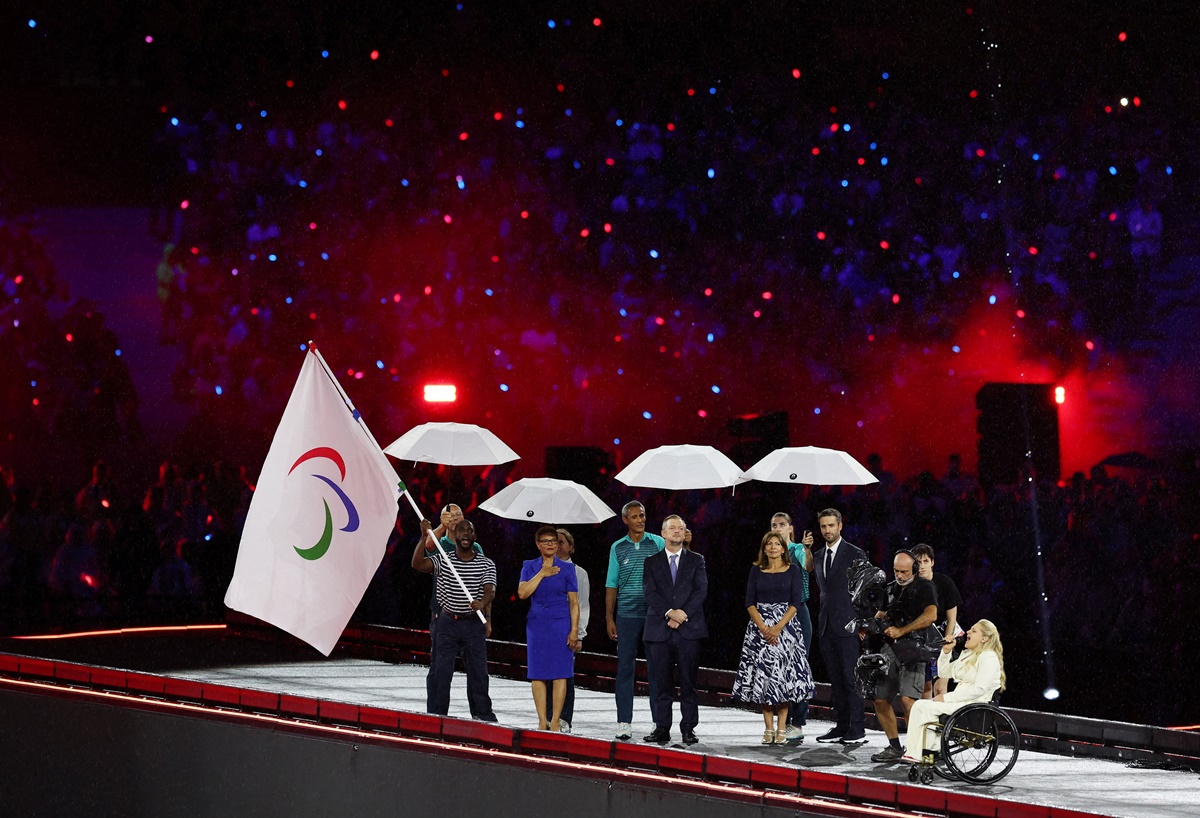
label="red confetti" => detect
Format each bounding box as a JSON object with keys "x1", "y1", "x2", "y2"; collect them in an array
[
  {"x1": 1133, "y1": 96, "x2": 1141, "y2": 107},
  {"x1": 370, "y1": 50, "x2": 379, "y2": 60},
  {"x1": 687, "y1": 88, "x2": 695, "y2": 96},
  {"x1": 753, "y1": 310, "x2": 761, "y2": 318},
  {"x1": 975, "y1": 148, "x2": 986, "y2": 157},
  {"x1": 879, "y1": 240, "x2": 890, "y2": 250},
  {"x1": 443, "y1": 214, "x2": 453, "y2": 223},
  {"x1": 816, "y1": 231, "x2": 827, "y2": 240},
  {"x1": 667, "y1": 123, "x2": 675, "y2": 131},
  {"x1": 393, "y1": 294, "x2": 401, "y2": 302},
  {"x1": 605, "y1": 157, "x2": 615, "y2": 166},
  {"x1": 65, "y1": 333, "x2": 74, "y2": 342},
  {"x1": 424, "y1": 285, "x2": 432, "y2": 295},
  {"x1": 309, "y1": 312, "x2": 317, "y2": 320},
  {"x1": 891, "y1": 293, "x2": 901, "y2": 304},
  {"x1": 603, "y1": 223, "x2": 612, "y2": 233},
  {"x1": 459, "y1": 131, "x2": 468, "y2": 141},
  {"x1": 286, "y1": 80, "x2": 294, "y2": 88},
  {"x1": 491, "y1": 255, "x2": 500, "y2": 262},
  {"x1": 761, "y1": 292, "x2": 773, "y2": 300},
  {"x1": 1028, "y1": 246, "x2": 1039, "y2": 255},
  {"x1": 385, "y1": 118, "x2": 394, "y2": 127},
  {"x1": 792, "y1": 68, "x2": 802, "y2": 79},
  {"x1": 338, "y1": 100, "x2": 347, "y2": 110},
  {"x1": 179, "y1": 200, "x2": 189, "y2": 209},
  {"x1": 857, "y1": 157, "x2": 866, "y2": 166},
  {"x1": 309, "y1": 222, "x2": 317, "y2": 230},
  {"x1": 593, "y1": 17, "x2": 602, "y2": 26},
  {"x1": 655, "y1": 316, "x2": 665, "y2": 326},
  {"x1": 556, "y1": 83, "x2": 565, "y2": 92},
  {"x1": 1086, "y1": 340, "x2": 1095, "y2": 350},
  {"x1": 698, "y1": 409, "x2": 708, "y2": 417},
  {"x1": 614, "y1": 335, "x2": 622, "y2": 343},
  {"x1": 1118, "y1": 31, "x2": 1127, "y2": 42},
  {"x1": 580, "y1": 228, "x2": 589, "y2": 237},
  {"x1": 520, "y1": 210, "x2": 529, "y2": 219},
  {"x1": 969, "y1": 89, "x2": 978, "y2": 99},
  {"x1": 829, "y1": 123, "x2": 839, "y2": 132},
  {"x1": 494, "y1": 111, "x2": 503, "y2": 120},
  {"x1": 704, "y1": 288, "x2": 713, "y2": 296},
  {"x1": 1016, "y1": 310, "x2": 1026, "y2": 318},
  {"x1": 811, "y1": 147, "x2": 820, "y2": 156}
]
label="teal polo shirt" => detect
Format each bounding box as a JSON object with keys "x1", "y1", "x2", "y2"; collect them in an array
[{"x1": 605, "y1": 532, "x2": 666, "y2": 618}]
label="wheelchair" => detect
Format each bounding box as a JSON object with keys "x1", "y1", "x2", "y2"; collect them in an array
[{"x1": 907, "y1": 701, "x2": 1021, "y2": 785}]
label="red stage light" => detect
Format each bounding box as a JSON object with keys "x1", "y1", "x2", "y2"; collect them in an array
[{"x1": 424, "y1": 385, "x2": 457, "y2": 403}]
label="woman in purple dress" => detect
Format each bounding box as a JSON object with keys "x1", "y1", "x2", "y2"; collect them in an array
[
  {"x1": 731, "y1": 530, "x2": 815, "y2": 744},
  {"x1": 518, "y1": 526, "x2": 580, "y2": 730}
]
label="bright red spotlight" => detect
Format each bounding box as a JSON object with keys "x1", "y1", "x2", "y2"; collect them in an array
[{"x1": 424, "y1": 384, "x2": 457, "y2": 403}]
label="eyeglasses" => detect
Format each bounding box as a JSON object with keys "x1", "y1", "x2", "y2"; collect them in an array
[{"x1": 537, "y1": 539, "x2": 558, "y2": 545}]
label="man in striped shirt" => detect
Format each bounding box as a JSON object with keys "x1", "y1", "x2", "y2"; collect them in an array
[
  {"x1": 413, "y1": 517, "x2": 497, "y2": 721},
  {"x1": 605, "y1": 501, "x2": 665, "y2": 740}
]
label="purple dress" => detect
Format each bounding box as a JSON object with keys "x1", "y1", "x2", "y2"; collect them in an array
[{"x1": 521, "y1": 557, "x2": 578, "y2": 680}]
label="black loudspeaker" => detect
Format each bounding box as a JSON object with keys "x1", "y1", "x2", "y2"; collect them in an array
[
  {"x1": 545, "y1": 446, "x2": 612, "y2": 492},
  {"x1": 975, "y1": 383, "x2": 1060, "y2": 488},
  {"x1": 728, "y1": 411, "x2": 789, "y2": 467}
]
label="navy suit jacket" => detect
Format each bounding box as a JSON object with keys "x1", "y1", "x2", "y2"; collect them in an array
[
  {"x1": 814, "y1": 539, "x2": 867, "y2": 639},
  {"x1": 642, "y1": 547, "x2": 708, "y2": 641}
]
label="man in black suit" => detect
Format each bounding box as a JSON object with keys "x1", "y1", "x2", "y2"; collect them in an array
[
  {"x1": 813, "y1": 508, "x2": 868, "y2": 743},
  {"x1": 642, "y1": 514, "x2": 708, "y2": 746}
]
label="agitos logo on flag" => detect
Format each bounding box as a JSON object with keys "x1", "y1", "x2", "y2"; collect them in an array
[
  {"x1": 225, "y1": 350, "x2": 400, "y2": 655},
  {"x1": 289, "y1": 447, "x2": 360, "y2": 561}
]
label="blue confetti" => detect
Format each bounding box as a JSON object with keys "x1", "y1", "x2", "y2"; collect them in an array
[
  {"x1": 711, "y1": 385, "x2": 721, "y2": 394},
  {"x1": 615, "y1": 118, "x2": 624, "y2": 126},
  {"x1": 880, "y1": 157, "x2": 888, "y2": 166},
  {"x1": 485, "y1": 288, "x2": 494, "y2": 296},
  {"x1": 642, "y1": 411, "x2": 652, "y2": 419},
  {"x1": 376, "y1": 360, "x2": 384, "y2": 369},
  {"x1": 707, "y1": 168, "x2": 715, "y2": 179},
  {"x1": 613, "y1": 438, "x2": 621, "y2": 445},
  {"x1": 268, "y1": 254, "x2": 277, "y2": 262},
  {"x1": 706, "y1": 333, "x2": 714, "y2": 342},
  {"x1": 259, "y1": 110, "x2": 267, "y2": 118},
  {"x1": 235, "y1": 123, "x2": 242, "y2": 131},
  {"x1": 321, "y1": 50, "x2": 329, "y2": 58},
  {"x1": 28, "y1": 19, "x2": 36, "y2": 28},
  {"x1": 1166, "y1": 166, "x2": 1173, "y2": 175},
  {"x1": 1032, "y1": 153, "x2": 1040, "y2": 161},
  {"x1": 547, "y1": 20, "x2": 556, "y2": 28},
  {"x1": 619, "y1": 308, "x2": 627, "y2": 316},
  {"x1": 300, "y1": 343, "x2": 307, "y2": 351},
  {"x1": 285, "y1": 297, "x2": 293, "y2": 304},
  {"x1": 952, "y1": 345, "x2": 961, "y2": 353},
  {"x1": 298, "y1": 180, "x2": 307, "y2": 188},
  {"x1": 813, "y1": 407, "x2": 821, "y2": 414},
  {"x1": 321, "y1": 252, "x2": 329, "y2": 260},
  {"x1": 1109, "y1": 166, "x2": 1118, "y2": 175},
  {"x1": 649, "y1": 249, "x2": 659, "y2": 258},
  {"x1": 215, "y1": 385, "x2": 223, "y2": 395},
  {"x1": 170, "y1": 117, "x2": 179, "y2": 126},
  {"x1": 988, "y1": 295, "x2": 997, "y2": 305},
  {"x1": 515, "y1": 120, "x2": 525, "y2": 128},
  {"x1": 500, "y1": 383, "x2": 509, "y2": 391}
]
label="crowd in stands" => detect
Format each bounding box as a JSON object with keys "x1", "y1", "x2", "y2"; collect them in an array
[{"x1": 144, "y1": 24, "x2": 1185, "y2": 462}]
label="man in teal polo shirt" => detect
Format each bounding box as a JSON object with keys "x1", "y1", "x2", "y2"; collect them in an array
[{"x1": 605, "y1": 500, "x2": 665, "y2": 740}]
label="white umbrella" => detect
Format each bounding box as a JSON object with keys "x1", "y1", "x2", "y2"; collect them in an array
[
  {"x1": 384, "y1": 422, "x2": 520, "y2": 466},
  {"x1": 742, "y1": 446, "x2": 878, "y2": 486},
  {"x1": 614, "y1": 444, "x2": 749, "y2": 490},
  {"x1": 480, "y1": 477, "x2": 617, "y2": 525}
]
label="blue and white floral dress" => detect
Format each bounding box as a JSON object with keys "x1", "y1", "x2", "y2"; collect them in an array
[{"x1": 731, "y1": 564, "x2": 814, "y2": 706}]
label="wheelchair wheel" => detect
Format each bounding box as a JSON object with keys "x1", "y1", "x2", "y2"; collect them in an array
[{"x1": 940, "y1": 703, "x2": 1020, "y2": 784}]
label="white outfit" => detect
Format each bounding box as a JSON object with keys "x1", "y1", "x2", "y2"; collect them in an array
[
  {"x1": 903, "y1": 649, "x2": 1003, "y2": 760},
  {"x1": 564, "y1": 558, "x2": 590, "y2": 640}
]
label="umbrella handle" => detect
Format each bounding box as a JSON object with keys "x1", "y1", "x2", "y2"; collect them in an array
[{"x1": 402, "y1": 488, "x2": 487, "y2": 624}]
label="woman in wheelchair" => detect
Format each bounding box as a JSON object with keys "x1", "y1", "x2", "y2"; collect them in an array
[{"x1": 902, "y1": 619, "x2": 1005, "y2": 764}]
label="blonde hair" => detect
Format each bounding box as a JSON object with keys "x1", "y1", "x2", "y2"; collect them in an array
[{"x1": 961, "y1": 619, "x2": 1007, "y2": 691}]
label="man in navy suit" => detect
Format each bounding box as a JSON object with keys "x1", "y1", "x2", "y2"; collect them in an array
[
  {"x1": 642, "y1": 514, "x2": 708, "y2": 746},
  {"x1": 813, "y1": 508, "x2": 868, "y2": 743}
]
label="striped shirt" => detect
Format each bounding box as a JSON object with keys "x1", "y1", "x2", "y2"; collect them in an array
[
  {"x1": 605, "y1": 532, "x2": 665, "y2": 618},
  {"x1": 431, "y1": 548, "x2": 497, "y2": 615}
]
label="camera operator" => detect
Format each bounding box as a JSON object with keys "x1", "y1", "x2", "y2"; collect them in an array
[{"x1": 869, "y1": 550, "x2": 938, "y2": 763}]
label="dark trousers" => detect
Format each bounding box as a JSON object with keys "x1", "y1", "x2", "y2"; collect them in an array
[
  {"x1": 562, "y1": 679, "x2": 576, "y2": 724},
  {"x1": 788, "y1": 604, "x2": 814, "y2": 727},
  {"x1": 428, "y1": 614, "x2": 496, "y2": 721},
  {"x1": 820, "y1": 630, "x2": 864, "y2": 734},
  {"x1": 646, "y1": 632, "x2": 701, "y2": 732},
  {"x1": 615, "y1": 615, "x2": 658, "y2": 724},
  {"x1": 427, "y1": 611, "x2": 486, "y2": 717}
]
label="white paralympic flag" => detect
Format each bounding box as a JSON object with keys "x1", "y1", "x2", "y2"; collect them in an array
[{"x1": 225, "y1": 349, "x2": 400, "y2": 655}]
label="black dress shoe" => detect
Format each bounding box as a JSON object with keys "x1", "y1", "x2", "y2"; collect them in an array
[
  {"x1": 643, "y1": 727, "x2": 671, "y2": 744},
  {"x1": 681, "y1": 729, "x2": 699, "y2": 745},
  {"x1": 815, "y1": 728, "x2": 847, "y2": 743}
]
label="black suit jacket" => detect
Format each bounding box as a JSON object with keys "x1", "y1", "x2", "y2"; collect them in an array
[
  {"x1": 642, "y1": 548, "x2": 709, "y2": 641},
  {"x1": 814, "y1": 539, "x2": 867, "y2": 639}
]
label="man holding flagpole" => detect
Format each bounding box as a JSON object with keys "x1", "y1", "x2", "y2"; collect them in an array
[{"x1": 413, "y1": 517, "x2": 498, "y2": 721}]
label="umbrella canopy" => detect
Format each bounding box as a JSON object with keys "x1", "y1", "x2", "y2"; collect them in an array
[
  {"x1": 614, "y1": 444, "x2": 749, "y2": 490},
  {"x1": 742, "y1": 446, "x2": 878, "y2": 486},
  {"x1": 383, "y1": 422, "x2": 520, "y2": 466},
  {"x1": 479, "y1": 477, "x2": 617, "y2": 525}
]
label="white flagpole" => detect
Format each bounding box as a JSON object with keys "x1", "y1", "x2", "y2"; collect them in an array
[{"x1": 311, "y1": 345, "x2": 485, "y2": 624}]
